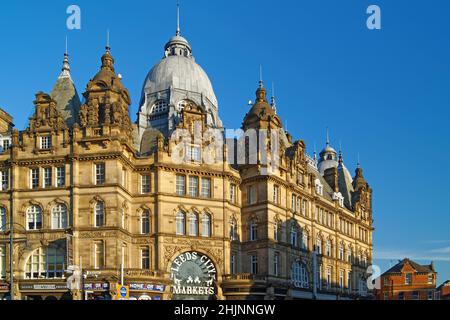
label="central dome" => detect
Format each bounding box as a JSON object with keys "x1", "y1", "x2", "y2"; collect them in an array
[
  {"x1": 142, "y1": 54, "x2": 218, "y2": 108},
  {"x1": 137, "y1": 27, "x2": 222, "y2": 154}
]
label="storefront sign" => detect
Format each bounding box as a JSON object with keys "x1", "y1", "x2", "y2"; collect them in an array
[
  {"x1": 84, "y1": 283, "x2": 109, "y2": 291},
  {"x1": 19, "y1": 283, "x2": 68, "y2": 291},
  {"x1": 0, "y1": 284, "x2": 9, "y2": 291},
  {"x1": 129, "y1": 283, "x2": 165, "y2": 292},
  {"x1": 170, "y1": 251, "x2": 217, "y2": 297}
]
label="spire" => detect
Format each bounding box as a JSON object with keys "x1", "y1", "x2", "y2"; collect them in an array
[
  {"x1": 326, "y1": 127, "x2": 330, "y2": 146},
  {"x1": 338, "y1": 141, "x2": 343, "y2": 165},
  {"x1": 259, "y1": 65, "x2": 264, "y2": 88},
  {"x1": 271, "y1": 82, "x2": 277, "y2": 113},
  {"x1": 357, "y1": 153, "x2": 361, "y2": 168},
  {"x1": 176, "y1": 1, "x2": 181, "y2": 36},
  {"x1": 60, "y1": 36, "x2": 71, "y2": 78},
  {"x1": 106, "y1": 29, "x2": 111, "y2": 53}
]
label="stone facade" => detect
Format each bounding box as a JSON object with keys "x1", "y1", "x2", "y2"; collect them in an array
[{"x1": 0, "y1": 26, "x2": 374, "y2": 301}]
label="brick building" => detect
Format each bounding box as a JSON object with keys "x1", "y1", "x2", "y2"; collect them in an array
[
  {"x1": 377, "y1": 258, "x2": 436, "y2": 300},
  {"x1": 436, "y1": 280, "x2": 450, "y2": 300}
]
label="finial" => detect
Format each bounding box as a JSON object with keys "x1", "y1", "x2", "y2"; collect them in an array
[
  {"x1": 313, "y1": 141, "x2": 317, "y2": 161},
  {"x1": 60, "y1": 36, "x2": 71, "y2": 77},
  {"x1": 326, "y1": 127, "x2": 330, "y2": 146},
  {"x1": 259, "y1": 65, "x2": 264, "y2": 88},
  {"x1": 338, "y1": 141, "x2": 343, "y2": 164},
  {"x1": 271, "y1": 82, "x2": 277, "y2": 113},
  {"x1": 357, "y1": 153, "x2": 361, "y2": 168},
  {"x1": 176, "y1": 1, "x2": 181, "y2": 36},
  {"x1": 106, "y1": 29, "x2": 111, "y2": 52}
]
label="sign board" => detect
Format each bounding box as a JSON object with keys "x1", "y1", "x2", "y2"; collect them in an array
[
  {"x1": 170, "y1": 251, "x2": 217, "y2": 299},
  {"x1": 19, "y1": 283, "x2": 68, "y2": 291},
  {"x1": 116, "y1": 284, "x2": 129, "y2": 300},
  {"x1": 84, "y1": 283, "x2": 109, "y2": 291},
  {"x1": 129, "y1": 283, "x2": 165, "y2": 292}
]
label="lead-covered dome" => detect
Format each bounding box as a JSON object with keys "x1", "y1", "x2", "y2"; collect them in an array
[
  {"x1": 142, "y1": 54, "x2": 218, "y2": 108},
  {"x1": 137, "y1": 28, "x2": 222, "y2": 153}
]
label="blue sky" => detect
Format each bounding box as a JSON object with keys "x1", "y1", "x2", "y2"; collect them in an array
[{"x1": 0, "y1": 0, "x2": 449, "y2": 283}]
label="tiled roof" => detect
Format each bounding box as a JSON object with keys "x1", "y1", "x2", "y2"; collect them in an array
[{"x1": 383, "y1": 258, "x2": 435, "y2": 275}]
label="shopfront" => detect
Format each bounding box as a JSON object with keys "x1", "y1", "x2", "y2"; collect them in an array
[
  {"x1": 170, "y1": 251, "x2": 217, "y2": 300},
  {"x1": 128, "y1": 283, "x2": 165, "y2": 300},
  {"x1": 0, "y1": 283, "x2": 10, "y2": 300},
  {"x1": 84, "y1": 282, "x2": 111, "y2": 300},
  {"x1": 19, "y1": 282, "x2": 72, "y2": 300}
]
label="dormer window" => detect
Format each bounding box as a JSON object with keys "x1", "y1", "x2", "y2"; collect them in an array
[
  {"x1": 315, "y1": 179, "x2": 323, "y2": 196},
  {"x1": 40, "y1": 136, "x2": 51, "y2": 150},
  {"x1": 333, "y1": 192, "x2": 345, "y2": 208}
]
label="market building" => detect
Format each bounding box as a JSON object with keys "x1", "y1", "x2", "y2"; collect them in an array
[
  {"x1": 376, "y1": 258, "x2": 437, "y2": 300},
  {"x1": 0, "y1": 12, "x2": 374, "y2": 300}
]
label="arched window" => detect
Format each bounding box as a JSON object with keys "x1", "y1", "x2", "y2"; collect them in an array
[
  {"x1": 176, "y1": 212, "x2": 186, "y2": 235},
  {"x1": 52, "y1": 204, "x2": 68, "y2": 230},
  {"x1": 201, "y1": 213, "x2": 211, "y2": 237},
  {"x1": 150, "y1": 100, "x2": 168, "y2": 114},
  {"x1": 27, "y1": 205, "x2": 42, "y2": 230},
  {"x1": 188, "y1": 212, "x2": 198, "y2": 236},
  {"x1": 249, "y1": 220, "x2": 258, "y2": 241},
  {"x1": 25, "y1": 246, "x2": 65, "y2": 279},
  {"x1": 230, "y1": 218, "x2": 238, "y2": 241},
  {"x1": 141, "y1": 210, "x2": 150, "y2": 234},
  {"x1": 316, "y1": 237, "x2": 322, "y2": 254},
  {"x1": 291, "y1": 261, "x2": 309, "y2": 288},
  {"x1": 290, "y1": 225, "x2": 298, "y2": 247},
  {"x1": 339, "y1": 245, "x2": 345, "y2": 260},
  {"x1": 301, "y1": 231, "x2": 309, "y2": 250},
  {"x1": 0, "y1": 207, "x2": 6, "y2": 232},
  {"x1": 94, "y1": 202, "x2": 104, "y2": 228},
  {"x1": 326, "y1": 240, "x2": 332, "y2": 257}
]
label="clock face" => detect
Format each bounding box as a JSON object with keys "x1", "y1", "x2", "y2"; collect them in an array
[{"x1": 170, "y1": 251, "x2": 217, "y2": 300}]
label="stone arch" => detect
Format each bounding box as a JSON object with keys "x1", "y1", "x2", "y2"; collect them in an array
[{"x1": 166, "y1": 248, "x2": 222, "y2": 280}]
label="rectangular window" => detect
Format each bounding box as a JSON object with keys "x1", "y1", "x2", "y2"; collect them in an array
[
  {"x1": 398, "y1": 292, "x2": 404, "y2": 300},
  {"x1": 291, "y1": 194, "x2": 296, "y2": 212},
  {"x1": 384, "y1": 292, "x2": 389, "y2": 300},
  {"x1": 231, "y1": 254, "x2": 236, "y2": 274},
  {"x1": 141, "y1": 248, "x2": 150, "y2": 269},
  {"x1": 0, "y1": 169, "x2": 9, "y2": 191},
  {"x1": 30, "y1": 168, "x2": 40, "y2": 189},
  {"x1": 251, "y1": 255, "x2": 258, "y2": 274},
  {"x1": 348, "y1": 271, "x2": 352, "y2": 291},
  {"x1": 141, "y1": 175, "x2": 151, "y2": 194},
  {"x1": 187, "y1": 145, "x2": 202, "y2": 162},
  {"x1": 189, "y1": 176, "x2": 199, "y2": 197},
  {"x1": 428, "y1": 291, "x2": 433, "y2": 300},
  {"x1": 43, "y1": 167, "x2": 52, "y2": 188},
  {"x1": 2, "y1": 139, "x2": 10, "y2": 151},
  {"x1": 230, "y1": 184, "x2": 236, "y2": 203},
  {"x1": 95, "y1": 163, "x2": 105, "y2": 185},
  {"x1": 340, "y1": 270, "x2": 345, "y2": 291},
  {"x1": 302, "y1": 200, "x2": 307, "y2": 216},
  {"x1": 326, "y1": 267, "x2": 332, "y2": 289},
  {"x1": 405, "y1": 273, "x2": 412, "y2": 285},
  {"x1": 412, "y1": 291, "x2": 419, "y2": 300},
  {"x1": 201, "y1": 178, "x2": 211, "y2": 198},
  {"x1": 0, "y1": 245, "x2": 5, "y2": 280},
  {"x1": 56, "y1": 167, "x2": 65, "y2": 187},
  {"x1": 428, "y1": 274, "x2": 433, "y2": 284},
  {"x1": 176, "y1": 175, "x2": 186, "y2": 196},
  {"x1": 40, "y1": 136, "x2": 51, "y2": 149},
  {"x1": 273, "y1": 252, "x2": 280, "y2": 277},
  {"x1": 94, "y1": 242, "x2": 104, "y2": 269},
  {"x1": 273, "y1": 185, "x2": 279, "y2": 204},
  {"x1": 247, "y1": 185, "x2": 256, "y2": 205}
]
